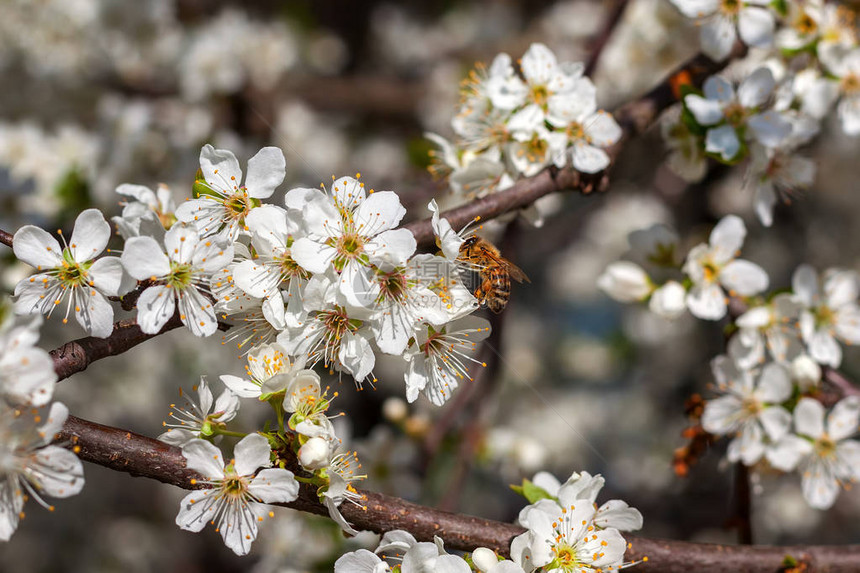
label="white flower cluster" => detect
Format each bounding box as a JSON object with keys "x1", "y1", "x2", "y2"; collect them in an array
[
  {"x1": 662, "y1": 1, "x2": 860, "y2": 226},
  {"x1": 335, "y1": 470, "x2": 643, "y2": 573},
  {"x1": 599, "y1": 215, "x2": 860, "y2": 509},
  {"x1": 668, "y1": 0, "x2": 855, "y2": 63},
  {"x1": 0, "y1": 299, "x2": 85, "y2": 541},
  {"x1": 163, "y1": 343, "x2": 368, "y2": 554},
  {"x1": 427, "y1": 43, "x2": 621, "y2": 221},
  {"x1": 598, "y1": 215, "x2": 767, "y2": 321},
  {"x1": 703, "y1": 358, "x2": 860, "y2": 510},
  {"x1": 11, "y1": 144, "x2": 494, "y2": 407}
]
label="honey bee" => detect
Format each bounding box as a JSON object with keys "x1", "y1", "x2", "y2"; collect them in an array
[{"x1": 458, "y1": 236, "x2": 530, "y2": 313}]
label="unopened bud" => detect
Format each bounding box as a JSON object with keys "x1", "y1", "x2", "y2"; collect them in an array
[
  {"x1": 471, "y1": 547, "x2": 498, "y2": 572},
  {"x1": 298, "y1": 437, "x2": 330, "y2": 470},
  {"x1": 649, "y1": 280, "x2": 687, "y2": 319},
  {"x1": 597, "y1": 262, "x2": 652, "y2": 302},
  {"x1": 791, "y1": 354, "x2": 821, "y2": 390},
  {"x1": 382, "y1": 397, "x2": 408, "y2": 423}
]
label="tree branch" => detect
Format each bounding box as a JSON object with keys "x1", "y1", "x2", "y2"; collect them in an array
[
  {"x1": 583, "y1": 0, "x2": 630, "y2": 77},
  {"x1": 50, "y1": 314, "x2": 185, "y2": 381},
  {"x1": 0, "y1": 228, "x2": 12, "y2": 248},
  {"x1": 56, "y1": 413, "x2": 860, "y2": 572}
]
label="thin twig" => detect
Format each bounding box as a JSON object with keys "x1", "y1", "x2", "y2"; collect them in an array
[
  {"x1": 732, "y1": 463, "x2": 753, "y2": 545},
  {"x1": 584, "y1": 0, "x2": 630, "y2": 77},
  {"x1": 0, "y1": 229, "x2": 12, "y2": 248}
]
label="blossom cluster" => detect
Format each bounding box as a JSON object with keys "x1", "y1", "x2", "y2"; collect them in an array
[
  {"x1": 0, "y1": 298, "x2": 85, "y2": 541},
  {"x1": 5, "y1": 142, "x2": 520, "y2": 553},
  {"x1": 598, "y1": 214, "x2": 767, "y2": 321},
  {"x1": 335, "y1": 470, "x2": 643, "y2": 573},
  {"x1": 661, "y1": 1, "x2": 859, "y2": 226},
  {"x1": 599, "y1": 215, "x2": 860, "y2": 509},
  {"x1": 159, "y1": 342, "x2": 372, "y2": 554},
  {"x1": 427, "y1": 43, "x2": 621, "y2": 224},
  {"x1": 11, "y1": 144, "x2": 495, "y2": 408}
]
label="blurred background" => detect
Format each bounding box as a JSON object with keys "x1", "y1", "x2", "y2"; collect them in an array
[{"x1": 2, "y1": 0, "x2": 860, "y2": 571}]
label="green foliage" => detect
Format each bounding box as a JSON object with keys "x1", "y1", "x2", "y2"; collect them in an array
[
  {"x1": 511, "y1": 478, "x2": 553, "y2": 504},
  {"x1": 55, "y1": 167, "x2": 91, "y2": 222}
]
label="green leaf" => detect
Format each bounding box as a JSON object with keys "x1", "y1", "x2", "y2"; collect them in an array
[{"x1": 512, "y1": 479, "x2": 554, "y2": 504}]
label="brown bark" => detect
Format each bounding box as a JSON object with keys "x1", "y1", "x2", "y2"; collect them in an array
[{"x1": 58, "y1": 414, "x2": 860, "y2": 572}]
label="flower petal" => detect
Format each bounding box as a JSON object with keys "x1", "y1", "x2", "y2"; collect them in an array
[
  {"x1": 795, "y1": 397, "x2": 825, "y2": 439},
  {"x1": 178, "y1": 287, "x2": 218, "y2": 337},
  {"x1": 248, "y1": 468, "x2": 299, "y2": 503},
  {"x1": 720, "y1": 259, "x2": 769, "y2": 296},
  {"x1": 705, "y1": 124, "x2": 741, "y2": 161},
  {"x1": 181, "y1": 438, "x2": 225, "y2": 479},
  {"x1": 685, "y1": 94, "x2": 725, "y2": 125},
  {"x1": 234, "y1": 433, "x2": 272, "y2": 476},
  {"x1": 135, "y1": 285, "x2": 176, "y2": 334},
  {"x1": 737, "y1": 7, "x2": 775, "y2": 49},
  {"x1": 801, "y1": 460, "x2": 840, "y2": 509},
  {"x1": 69, "y1": 209, "x2": 110, "y2": 262},
  {"x1": 570, "y1": 142, "x2": 610, "y2": 173},
  {"x1": 709, "y1": 214, "x2": 746, "y2": 263},
  {"x1": 75, "y1": 290, "x2": 115, "y2": 338},
  {"x1": 686, "y1": 283, "x2": 727, "y2": 320},
  {"x1": 244, "y1": 147, "x2": 286, "y2": 199},
  {"x1": 700, "y1": 17, "x2": 736, "y2": 61},
  {"x1": 13, "y1": 226, "x2": 62, "y2": 269},
  {"x1": 200, "y1": 144, "x2": 242, "y2": 193},
  {"x1": 827, "y1": 396, "x2": 860, "y2": 441}
]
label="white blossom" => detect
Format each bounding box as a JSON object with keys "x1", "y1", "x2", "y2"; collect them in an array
[
  {"x1": 702, "y1": 359, "x2": 792, "y2": 465},
  {"x1": 767, "y1": 397, "x2": 860, "y2": 509},
  {"x1": 792, "y1": 265, "x2": 860, "y2": 368},
  {"x1": 112, "y1": 183, "x2": 177, "y2": 240},
  {"x1": 518, "y1": 470, "x2": 643, "y2": 533},
  {"x1": 684, "y1": 69, "x2": 790, "y2": 160},
  {"x1": 649, "y1": 281, "x2": 688, "y2": 319},
  {"x1": 511, "y1": 501, "x2": 628, "y2": 573},
  {"x1": 220, "y1": 342, "x2": 310, "y2": 400},
  {"x1": 175, "y1": 144, "x2": 286, "y2": 241},
  {"x1": 278, "y1": 274, "x2": 377, "y2": 384},
  {"x1": 669, "y1": 0, "x2": 775, "y2": 61},
  {"x1": 289, "y1": 176, "x2": 415, "y2": 308},
  {"x1": 597, "y1": 262, "x2": 653, "y2": 303},
  {"x1": 403, "y1": 316, "x2": 491, "y2": 406},
  {"x1": 0, "y1": 402, "x2": 84, "y2": 541},
  {"x1": 0, "y1": 311, "x2": 57, "y2": 407},
  {"x1": 176, "y1": 434, "x2": 299, "y2": 555},
  {"x1": 13, "y1": 209, "x2": 127, "y2": 338},
  {"x1": 159, "y1": 378, "x2": 240, "y2": 447},
  {"x1": 683, "y1": 215, "x2": 768, "y2": 320},
  {"x1": 232, "y1": 204, "x2": 311, "y2": 328},
  {"x1": 121, "y1": 223, "x2": 233, "y2": 337}
]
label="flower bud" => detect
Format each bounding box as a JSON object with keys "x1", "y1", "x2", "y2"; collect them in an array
[
  {"x1": 471, "y1": 547, "x2": 498, "y2": 572},
  {"x1": 382, "y1": 397, "x2": 408, "y2": 423},
  {"x1": 298, "y1": 437, "x2": 330, "y2": 470},
  {"x1": 649, "y1": 280, "x2": 687, "y2": 318},
  {"x1": 791, "y1": 354, "x2": 821, "y2": 390},
  {"x1": 597, "y1": 262, "x2": 652, "y2": 302}
]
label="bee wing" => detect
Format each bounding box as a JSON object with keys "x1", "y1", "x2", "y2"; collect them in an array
[
  {"x1": 503, "y1": 261, "x2": 530, "y2": 283},
  {"x1": 480, "y1": 248, "x2": 530, "y2": 283}
]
